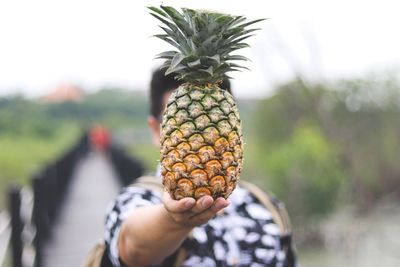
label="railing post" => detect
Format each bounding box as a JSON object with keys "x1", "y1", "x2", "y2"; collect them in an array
[
  {"x1": 8, "y1": 186, "x2": 23, "y2": 267},
  {"x1": 45, "y1": 164, "x2": 57, "y2": 223},
  {"x1": 32, "y1": 175, "x2": 47, "y2": 267}
]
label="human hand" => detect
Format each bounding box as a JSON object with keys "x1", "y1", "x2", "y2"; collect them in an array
[{"x1": 162, "y1": 192, "x2": 230, "y2": 228}]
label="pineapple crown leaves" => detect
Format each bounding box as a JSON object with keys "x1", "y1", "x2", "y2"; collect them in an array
[{"x1": 148, "y1": 6, "x2": 265, "y2": 84}]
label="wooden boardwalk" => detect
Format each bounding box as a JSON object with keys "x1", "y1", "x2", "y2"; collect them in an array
[{"x1": 42, "y1": 152, "x2": 120, "y2": 267}]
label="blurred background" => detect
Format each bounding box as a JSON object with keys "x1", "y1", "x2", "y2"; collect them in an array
[{"x1": 0, "y1": 0, "x2": 399, "y2": 266}]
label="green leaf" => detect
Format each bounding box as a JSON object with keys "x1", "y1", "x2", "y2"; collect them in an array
[
  {"x1": 236, "y1": 18, "x2": 266, "y2": 29},
  {"x1": 194, "y1": 13, "x2": 207, "y2": 31},
  {"x1": 225, "y1": 55, "x2": 249, "y2": 61},
  {"x1": 228, "y1": 16, "x2": 247, "y2": 27},
  {"x1": 149, "y1": 11, "x2": 189, "y2": 42},
  {"x1": 159, "y1": 26, "x2": 191, "y2": 53},
  {"x1": 187, "y1": 59, "x2": 201, "y2": 68},
  {"x1": 205, "y1": 55, "x2": 220, "y2": 66},
  {"x1": 218, "y1": 42, "x2": 250, "y2": 56},
  {"x1": 222, "y1": 27, "x2": 244, "y2": 39},
  {"x1": 201, "y1": 35, "x2": 218, "y2": 49},
  {"x1": 182, "y1": 8, "x2": 197, "y2": 34},
  {"x1": 160, "y1": 60, "x2": 171, "y2": 70},
  {"x1": 154, "y1": 34, "x2": 182, "y2": 52},
  {"x1": 166, "y1": 64, "x2": 187, "y2": 75},
  {"x1": 184, "y1": 54, "x2": 198, "y2": 62},
  {"x1": 229, "y1": 62, "x2": 249, "y2": 71},
  {"x1": 226, "y1": 34, "x2": 255, "y2": 48},
  {"x1": 160, "y1": 6, "x2": 183, "y2": 21},
  {"x1": 234, "y1": 43, "x2": 250, "y2": 49},
  {"x1": 161, "y1": 6, "x2": 193, "y2": 36},
  {"x1": 166, "y1": 53, "x2": 185, "y2": 74},
  {"x1": 216, "y1": 15, "x2": 234, "y2": 24},
  {"x1": 226, "y1": 28, "x2": 260, "y2": 42},
  {"x1": 198, "y1": 66, "x2": 214, "y2": 76},
  {"x1": 155, "y1": 51, "x2": 177, "y2": 59},
  {"x1": 147, "y1": 6, "x2": 168, "y2": 18},
  {"x1": 159, "y1": 26, "x2": 178, "y2": 39},
  {"x1": 149, "y1": 12, "x2": 174, "y2": 29}
]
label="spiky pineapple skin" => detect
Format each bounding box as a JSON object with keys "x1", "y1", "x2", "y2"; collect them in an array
[{"x1": 160, "y1": 83, "x2": 243, "y2": 200}]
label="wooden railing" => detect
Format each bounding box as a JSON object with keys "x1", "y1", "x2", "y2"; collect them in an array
[
  {"x1": 1, "y1": 132, "x2": 89, "y2": 267},
  {"x1": 1, "y1": 131, "x2": 144, "y2": 267},
  {"x1": 109, "y1": 145, "x2": 144, "y2": 186},
  {"x1": 4, "y1": 186, "x2": 35, "y2": 267}
]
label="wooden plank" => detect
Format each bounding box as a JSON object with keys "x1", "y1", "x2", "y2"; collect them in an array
[{"x1": 42, "y1": 152, "x2": 120, "y2": 267}]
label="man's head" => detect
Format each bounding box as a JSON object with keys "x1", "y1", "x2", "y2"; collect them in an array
[{"x1": 148, "y1": 67, "x2": 232, "y2": 146}]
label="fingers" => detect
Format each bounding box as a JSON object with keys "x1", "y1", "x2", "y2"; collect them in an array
[
  {"x1": 162, "y1": 192, "x2": 230, "y2": 227},
  {"x1": 190, "y1": 195, "x2": 214, "y2": 214},
  {"x1": 163, "y1": 192, "x2": 196, "y2": 213},
  {"x1": 212, "y1": 198, "x2": 230, "y2": 212},
  {"x1": 190, "y1": 198, "x2": 229, "y2": 222},
  {"x1": 163, "y1": 193, "x2": 224, "y2": 215}
]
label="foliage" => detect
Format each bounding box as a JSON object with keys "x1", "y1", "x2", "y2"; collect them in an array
[
  {"x1": 328, "y1": 74, "x2": 400, "y2": 209},
  {"x1": 0, "y1": 95, "x2": 58, "y2": 138},
  {"x1": 261, "y1": 122, "x2": 344, "y2": 216},
  {"x1": 43, "y1": 88, "x2": 149, "y2": 130},
  {"x1": 0, "y1": 88, "x2": 149, "y2": 137},
  {"x1": 253, "y1": 73, "x2": 400, "y2": 220}
]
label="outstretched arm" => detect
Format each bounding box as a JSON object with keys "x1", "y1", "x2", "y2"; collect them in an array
[{"x1": 118, "y1": 193, "x2": 229, "y2": 267}]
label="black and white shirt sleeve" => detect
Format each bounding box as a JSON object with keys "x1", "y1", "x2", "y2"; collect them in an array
[{"x1": 104, "y1": 186, "x2": 162, "y2": 267}]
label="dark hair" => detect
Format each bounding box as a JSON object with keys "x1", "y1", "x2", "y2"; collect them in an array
[
  {"x1": 149, "y1": 68, "x2": 183, "y2": 118},
  {"x1": 149, "y1": 68, "x2": 232, "y2": 118}
]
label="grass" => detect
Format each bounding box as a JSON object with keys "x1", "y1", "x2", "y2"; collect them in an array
[
  {"x1": 127, "y1": 140, "x2": 159, "y2": 174},
  {"x1": 0, "y1": 124, "x2": 81, "y2": 209}
]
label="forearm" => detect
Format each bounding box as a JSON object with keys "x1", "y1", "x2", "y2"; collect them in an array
[{"x1": 118, "y1": 204, "x2": 191, "y2": 267}]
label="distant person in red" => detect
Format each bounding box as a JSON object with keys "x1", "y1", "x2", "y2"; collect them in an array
[{"x1": 89, "y1": 124, "x2": 110, "y2": 152}]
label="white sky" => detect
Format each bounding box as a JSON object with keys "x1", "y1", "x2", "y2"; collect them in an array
[{"x1": 0, "y1": 0, "x2": 399, "y2": 99}]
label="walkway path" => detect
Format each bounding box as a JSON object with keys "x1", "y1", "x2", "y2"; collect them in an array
[{"x1": 42, "y1": 152, "x2": 120, "y2": 267}]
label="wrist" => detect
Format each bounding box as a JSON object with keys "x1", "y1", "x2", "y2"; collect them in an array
[{"x1": 158, "y1": 204, "x2": 194, "y2": 232}]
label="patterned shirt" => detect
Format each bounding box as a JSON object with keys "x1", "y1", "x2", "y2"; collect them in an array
[{"x1": 104, "y1": 180, "x2": 295, "y2": 267}]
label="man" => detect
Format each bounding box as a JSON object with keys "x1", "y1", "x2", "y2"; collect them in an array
[{"x1": 104, "y1": 68, "x2": 297, "y2": 267}]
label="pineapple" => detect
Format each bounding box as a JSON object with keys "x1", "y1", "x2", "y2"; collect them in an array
[{"x1": 149, "y1": 6, "x2": 264, "y2": 200}]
